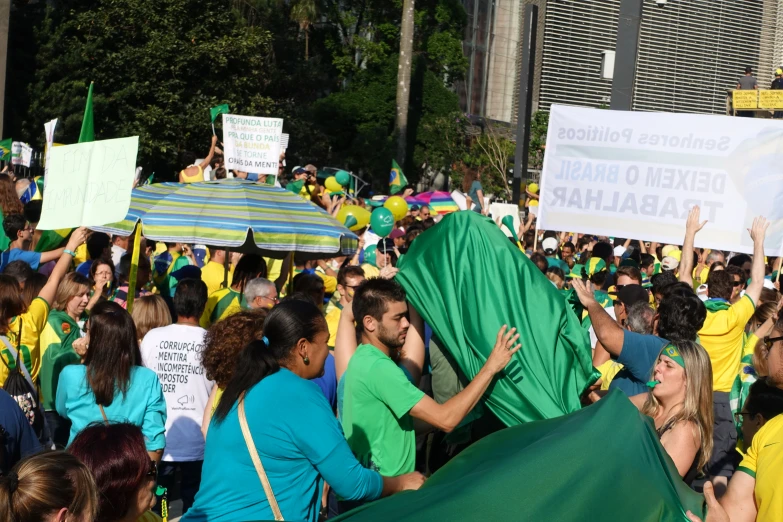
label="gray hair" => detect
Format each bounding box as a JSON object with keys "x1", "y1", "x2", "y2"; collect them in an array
[
  {"x1": 625, "y1": 301, "x2": 655, "y2": 335},
  {"x1": 706, "y1": 250, "x2": 725, "y2": 265},
  {"x1": 244, "y1": 277, "x2": 276, "y2": 302}
]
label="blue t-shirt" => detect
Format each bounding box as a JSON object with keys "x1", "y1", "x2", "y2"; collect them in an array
[
  {"x1": 55, "y1": 365, "x2": 167, "y2": 450},
  {"x1": 608, "y1": 331, "x2": 668, "y2": 396},
  {"x1": 75, "y1": 260, "x2": 93, "y2": 277},
  {"x1": 185, "y1": 369, "x2": 382, "y2": 522},
  {"x1": 546, "y1": 256, "x2": 569, "y2": 273},
  {"x1": 312, "y1": 353, "x2": 337, "y2": 412},
  {"x1": 468, "y1": 180, "x2": 483, "y2": 212},
  {"x1": 0, "y1": 388, "x2": 42, "y2": 474},
  {"x1": 0, "y1": 249, "x2": 42, "y2": 271}
]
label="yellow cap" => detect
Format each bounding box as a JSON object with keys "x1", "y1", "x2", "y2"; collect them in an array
[{"x1": 776, "y1": 68, "x2": 782, "y2": 75}]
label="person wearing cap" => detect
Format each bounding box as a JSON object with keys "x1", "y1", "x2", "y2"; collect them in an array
[
  {"x1": 390, "y1": 229, "x2": 406, "y2": 250},
  {"x1": 679, "y1": 206, "x2": 770, "y2": 492},
  {"x1": 661, "y1": 256, "x2": 680, "y2": 273},
  {"x1": 772, "y1": 68, "x2": 783, "y2": 119},
  {"x1": 610, "y1": 285, "x2": 650, "y2": 328},
  {"x1": 542, "y1": 236, "x2": 568, "y2": 273},
  {"x1": 409, "y1": 205, "x2": 420, "y2": 219}
]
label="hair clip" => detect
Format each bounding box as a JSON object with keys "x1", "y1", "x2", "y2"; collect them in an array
[{"x1": 262, "y1": 336, "x2": 269, "y2": 347}]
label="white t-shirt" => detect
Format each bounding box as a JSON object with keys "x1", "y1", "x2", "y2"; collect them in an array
[{"x1": 140, "y1": 323, "x2": 214, "y2": 462}]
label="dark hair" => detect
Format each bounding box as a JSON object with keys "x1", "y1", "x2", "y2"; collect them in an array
[
  {"x1": 23, "y1": 200, "x2": 42, "y2": 224},
  {"x1": 640, "y1": 254, "x2": 655, "y2": 271},
  {"x1": 421, "y1": 217, "x2": 436, "y2": 230},
  {"x1": 2, "y1": 213, "x2": 27, "y2": 241},
  {"x1": 745, "y1": 378, "x2": 783, "y2": 420},
  {"x1": 213, "y1": 167, "x2": 227, "y2": 179},
  {"x1": 616, "y1": 265, "x2": 642, "y2": 284},
  {"x1": 461, "y1": 168, "x2": 479, "y2": 193},
  {"x1": 546, "y1": 266, "x2": 565, "y2": 280},
  {"x1": 22, "y1": 273, "x2": 47, "y2": 308},
  {"x1": 660, "y1": 281, "x2": 696, "y2": 299},
  {"x1": 2, "y1": 260, "x2": 34, "y2": 285},
  {"x1": 529, "y1": 253, "x2": 548, "y2": 274},
  {"x1": 651, "y1": 271, "x2": 678, "y2": 296},
  {"x1": 725, "y1": 265, "x2": 746, "y2": 286},
  {"x1": 83, "y1": 301, "x2": 142, "y2": 406},
  {"x1": 338, "y1": 265, "x2": 365, "y2": 287},
  {"x1": 728, "y1": 253, "x2": 752, "y2": 269},
  {"x1": 68, "y1": 423, "x2": 151, "y2": 521},
  {"x1": 117, "y1": 253, "x2": 150, "y2": 283},
  {"x1": 214, "y1": 300, "x2": 327, "y2": 422},
  {"x1": 0, "y1": 174, "x2": 23, "y2": 217},
  {"x1": 202, "y1": 310, "x2": 268, "y2": 388},
  {"x1": 86, "y1": 233, "x2": 111, "y2": 260},
  {"x1": 0, "y1": 274, "x2": 25, "y2": 334},
  {"x1": 353, "y1": 278, "x2": 407, "y2": 333},
  {"x1": 657, "y1": 292, "x2": 706, "y2": 342},
  {"x1": 561, "y1": 241, "x2": 575, "y2": 253},
  {"x1": 293, "y1": 273, "x2": 325, "y2": 306},
  {"x1": 592, "y1": 242, "x2": 614, "y2": 262},
  {"x1": 89, "y1": 256, "x2": 116, "y2": 293},
  {"x1": 173, "y1": 278, "x2": 208, "y2": 319},
  {"x1": 231, "y1": 254, "x2": 267, "y2": 293},
  {"x1": 707, "y1": 270, "x2": 733, "y2": 301},
  {"x1": 182, "y1": 151, "x2": 197, "y2": 166}
]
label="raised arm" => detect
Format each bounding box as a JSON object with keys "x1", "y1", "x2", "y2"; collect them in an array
[
  {"x1": 679, "y1": 206, "x2": 707, "y2": 286},
  {"x1": 38, "y1": 228, "x2": 88, "y2": 304},
  {"x1": 39, "y1": 247, "x2": 66, "y2": 265},
  {"x1": 334, "y1": 301, "x2": 357, "y2": 381},
  {"x1": 410, "y1": 326, "x2": 519, "y2": 432},
  {"x1": 571, "y1": 279, "x2": 625, "y2": 357},
  {"x1": 399, "y1": 305, "x2": 425, "y2": 386},
  {"x1": 745, "y1": 216, "x2": 769, "y2": 304},
  {"x1": 198, "y1": 135, "x2": 219, "y2": 169}
]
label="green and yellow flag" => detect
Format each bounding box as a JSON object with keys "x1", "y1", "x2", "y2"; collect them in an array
[
  {"x1": 210, "y1": 104, "x2": 230, "y2": 123},
  {"x1": 389, "y1": 159, "x2": 407, "y2": 195},
  {"x1": 0, "y1": 138, "x2": 12, "y2": 161},
  {"x1": 78, "y1": 82, "x2": 95, "y2": 143},
  {"x1": 396, "y1": 210, "x2": 599, "y2": 426}
]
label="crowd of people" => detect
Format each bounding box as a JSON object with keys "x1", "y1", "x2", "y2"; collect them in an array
[{"x1": 0, "y1": 155, "x2": 781, "y2": 522}]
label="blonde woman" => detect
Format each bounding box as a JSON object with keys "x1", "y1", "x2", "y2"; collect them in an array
[
  {"x1": 0, "y1": 451, "x2": 99, "y2": 521},
  {"x1": 40, "y1": 272, "x2": 108, "y2": 447},
  {"x1": 630, "y1": 340, "x2": 714, "y2": 484},
  {"x1": 131, "y1": 295, "x2": 173, "y2": 344}
]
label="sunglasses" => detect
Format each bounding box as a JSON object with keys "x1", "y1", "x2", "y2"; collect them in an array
[
  {"x1": 763, "y1": 335, "x2": 783, "y2": 351},
  {"x1": 733, "y1": 411, "x2": 753, "y2": 424},
  {"x1": 732, "y1": 280, "x2": 743, "y2": 287}
]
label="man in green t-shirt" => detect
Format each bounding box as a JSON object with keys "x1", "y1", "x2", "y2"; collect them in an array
[{"x1": 341, "y1": 278, "x2": 521, "y2": 477}]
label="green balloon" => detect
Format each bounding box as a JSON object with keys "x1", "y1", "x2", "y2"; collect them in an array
[
  {"x1": 364, "y1": 245, "x2": 377, "y2": 266},
  {"x1": 343, "y1": 215, "x2": 358, "y2": 229},
  {"x1": 370, "y1": 207, "x2": 395, "y2": 237},
  {"x1": 335, "y1": 170, "x2": 351, "y2": 186}
]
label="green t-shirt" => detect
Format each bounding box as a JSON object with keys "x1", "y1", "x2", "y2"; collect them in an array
[{"x1": 341, "y1": 344, "x2": 425, "y2": 476}]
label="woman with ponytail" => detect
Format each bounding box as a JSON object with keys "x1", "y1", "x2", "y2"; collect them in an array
[{"x1": 184, "y1": 299, "x2": 425, "y2": 522}]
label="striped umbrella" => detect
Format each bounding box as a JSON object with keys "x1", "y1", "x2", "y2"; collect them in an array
[
  {"x1": 92, "y1": 180, "x2": 358, "y2": 257},
  {"x1": 417, "y1": 191, "x2": 460, "y2": 215}
]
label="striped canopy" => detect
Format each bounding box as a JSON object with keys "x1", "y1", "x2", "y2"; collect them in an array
[
  {"x1": 91, "y1": 180, "x2": 358, "y2": 257},
  {"x1": 415, "y1": 191, "x2": 459, "y2": 214}
]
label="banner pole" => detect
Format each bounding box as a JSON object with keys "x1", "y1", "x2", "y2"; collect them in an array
[
  {"x1": 533, "y1": 224, "x2": 539, "y2": 252},
  {"x1": 126, "y1": 226, "x2": 143, "y2": 314},
  {"x1": 211, "y1": 122, "x2": 216, "y2": 136}
]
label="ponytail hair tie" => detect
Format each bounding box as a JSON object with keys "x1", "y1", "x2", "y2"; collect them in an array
[
  {"x1": 262, "y1": 336, "x2": 269, "y2": 347},
  {"x1": 5, "y1": 471, "x2": 19, "y2": 492}
]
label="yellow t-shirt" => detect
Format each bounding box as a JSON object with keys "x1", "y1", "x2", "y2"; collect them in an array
[
  {"x1": 361, "y1": 264, "x2": 380, "y2": 279},
  {"x1": 698, "y1": 295, "x2": 755, "y2": 392},
  {"x1": 737, "y1": 414, "x2": 783, "y2": 522},
  {"x1": 0, "y1": 297, "x2": 50, "y2": 386},
  {"x1": 211, "y1": 386, "x2": 225, "y2": 416},
  {"x1": 137, "y1": 511, "x2": 163, "y2": 522},
  {"x1": 201, "y1": 261, "x2": 234, "y2": 296},
  {"x1": 180, "y1": 165, "x2": 204, "y2": 183},
  {"x1": 596, "y1": 359, "x2": 624, "y2": 391},
  {"x1": 325, "y1": 306, "x2": 342, "y2": 348},
  {"x1": 265, "y1": 257, "x2": 284, "y2": 283}
]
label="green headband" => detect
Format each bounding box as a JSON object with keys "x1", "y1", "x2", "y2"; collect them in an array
[{"x1": 662, "y1": 344, "x2": 686, "y2": 369}]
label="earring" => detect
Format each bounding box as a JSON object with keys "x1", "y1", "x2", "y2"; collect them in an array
[{"x1": 303, "y1": 355, "x2": 310, "y2": 364}]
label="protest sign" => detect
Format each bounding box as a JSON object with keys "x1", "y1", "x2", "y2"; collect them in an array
[
  {"x1": 539, "y1": 104, "x2": 783, "y2": 255},
  {"x1": 222, "y1": 114, "x2": 283, "y2": 175},
  {"x1": 10, "y1": 142, "x2": 22, "y2": 165},
  {"x1": 490, "y1": 202, "x2": 520, "y2": 237},
  {"x1": 20, "y1": 143, "x2": 32, "y2": 168},
  {"x1": 38, "y1": 137, "x2": 139, "y2": 230},
  {"x1": 732, "y1": 90, "x2": 758, "y2": 109},
  {"x1": 759, "y1": 90, "x2": 783, "y2": 109}
]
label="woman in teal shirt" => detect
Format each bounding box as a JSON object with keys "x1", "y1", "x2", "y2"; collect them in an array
[
  {"x1": 184, "y1": 299, "x2": 424, "y2": 522},
  {"x1": 55, "y1": 301, "x2": 166, "y2": 459}
]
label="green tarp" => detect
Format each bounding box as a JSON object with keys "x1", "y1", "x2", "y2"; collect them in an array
[
  {"x1": 396, "y1": 211, "x2": 600, "y2": 425},
  {"x1": 334, "y1": 391, "x2": 706, "y2": 521}
]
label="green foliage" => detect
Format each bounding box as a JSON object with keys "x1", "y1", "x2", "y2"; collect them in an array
[
  {"x1": 528, "y1": 110, "x2": 549, "y2": 170},
  {"x1": 15, "y1": 0, "x2": 275, "y2": 178}
]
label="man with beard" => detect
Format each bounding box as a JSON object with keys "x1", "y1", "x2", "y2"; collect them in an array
[
  {"x1": 0, "y1": 213, "x2": 69, "y2": 271},
  {"x1": 341, "y1": 278, "x2": 520, "y2": 480}
]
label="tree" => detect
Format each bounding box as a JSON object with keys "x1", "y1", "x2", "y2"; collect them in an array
[
  {"x1": 290, "y1": 0, "x2": 318, "y2": 60},
  {"x1": 13, "y1": 0, "x2": 274, "y2": 178},
  {"x1": 395, "y1": 0, "x2": 414, "y2": 164},
  {"x1": 471, "y1": 122, "x2": 515, "y2": 199}
]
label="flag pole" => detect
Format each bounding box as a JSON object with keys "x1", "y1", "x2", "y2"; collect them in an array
[
  {"x1": 211, "y1": 123, "x2": 216, "y2": 136},
  {"x1": 533, "y1": 223, "x2": 539, "y2": 252}
]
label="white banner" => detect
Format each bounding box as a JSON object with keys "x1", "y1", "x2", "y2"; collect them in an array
[
  {"x1": 539, "y1": 105, "x2": 783, "y2": 255},
  {"x1": 10, "y1": 141, "x2": 22, "y2": 165},
  {"x1": 44, "y1": 118, "x2": 58, "y2": 183},
  {"x1": 222, "y1": 114, "x2": 283, "y2": 175},
  {"x1": 20, "y1": 143, "x2": 32, "y2": 167}
]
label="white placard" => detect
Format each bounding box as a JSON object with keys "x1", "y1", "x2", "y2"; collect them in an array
[
  {"x1": 490, "y1": 202, "x2": 520, "y2": 237},
  {"x1": 20, "y1": 143, "x2": 32, "y2": 168},
  {"x1": 539, "y1": 104, "x2": 783, "y2": 255},
  {"x1": 222, "y1": 114, "x2": 283, "y2": 175}
]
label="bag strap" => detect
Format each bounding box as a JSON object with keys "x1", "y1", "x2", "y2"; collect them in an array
[
  {"x1": 238, "y1": 392, "x2": 284, "y2": 521},
  {"x1": 0, "y1": 321, "x2": 35, "y2": 394},
  {"x1": 98, "y1": 404, "x2": 109, "y2": 425}
]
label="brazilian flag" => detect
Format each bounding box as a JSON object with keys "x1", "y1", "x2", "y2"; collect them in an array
[
  {"x1": 389, "y1": 159, "x2": 407, "y2": 195},
  {"x1": 396, "y1": 211, "x2": 599, "y2": 426},
  {"x1": 200, "y1": 287, "x2": 247, "y2": 328},
  {"x1": 332, "y1": 392, "x2": 706, "y2": 521},
  {"x1": 0, "y1": 138, "x2": 11, "y2": 161}
]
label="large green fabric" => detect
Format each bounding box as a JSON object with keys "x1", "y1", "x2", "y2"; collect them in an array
[
  {"x1": 333, "y1": 391, "x2": 706, "y2": 522},
  {"x1": 396, "y1": 211, "x2": 599, "y2": 425}
]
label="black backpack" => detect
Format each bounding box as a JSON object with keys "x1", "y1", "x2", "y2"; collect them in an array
[{"x1": 0, "y1": 322, "x2": 45, "y2": 440}]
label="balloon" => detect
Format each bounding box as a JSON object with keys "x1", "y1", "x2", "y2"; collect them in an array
[
  {"x1": 343, "y1": 215, "x2": 358, "y2": 229},
  {"x1": 370, "y1": 207, "x2": 395, "y2": 237},
  {"x1": 366, "y1": 198, "x2": 384, "y2": 208},
  {"x1": 528, "y1": 182, "x2": 539, "y2": 194},
  {"x1": 529, "y1": 199, "x2": 539, "y2": 207},
  {"x1": 336, "y1": 205, "x2": 371, "y2": 231},
  {"x1": 325, "y1": 176, "x2": 342, "y2": 192},
  {"x1": 364, "y1": 245, "x2": 377, "y2": 267},
  {"x1": 384, "y1": 195, "x2": 408, "y2": 221},
  {"x1": 335, "y1": 170, "x2": 351, "y2": 186}
]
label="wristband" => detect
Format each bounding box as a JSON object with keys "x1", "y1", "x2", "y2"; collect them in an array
[{"x1": 63, "y1": 249, "x2": 76, "y2": 257}]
